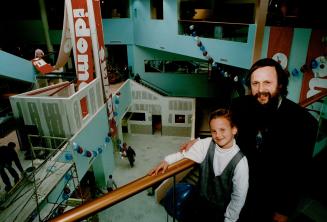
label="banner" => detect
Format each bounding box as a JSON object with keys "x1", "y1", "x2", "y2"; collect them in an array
[
  {"x1": 67, "y1": 0, "x2": 94, "y2": 90},
  {"x1": 55, "y1": 5, "x2": 72, "y2": 70},
  {"x1": 91, "y1": 0, "x2": 110, "y2": 102},
  {"x1": 267, "y1": 27, "x2": 294, "y2": 69}
]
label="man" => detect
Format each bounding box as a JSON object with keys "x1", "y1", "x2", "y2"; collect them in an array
[
  {"x1": 182, "y1": 58, "x2": 318, "y2": 222},
  {"x1": 107, "y1": 174, "x2": 118, "y2": 192},
  {"x1": 0, "y1": 142, "x2": 25, "y2": 191},
  {"x1": 231, "y1": 58, "x2": 318, "y2": 222},
  {"x1": 126, "y1": 146, "x2": 136, "y2": 167}
]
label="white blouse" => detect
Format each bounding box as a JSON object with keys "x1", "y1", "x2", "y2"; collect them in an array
[{"x1": 164, "y1": 137, "x2": 249, "y2": 222}]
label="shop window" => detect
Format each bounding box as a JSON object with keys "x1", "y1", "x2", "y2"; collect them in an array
[
  {"x1": 130, "y1": 112, "x2": 146, "y2": 121},
  {"x1": 101, "y1": 0, "x2": 130, "y2": 18},
  {"x1": 150, "y1": 0, "x2": 163, "y2": 20},
  {"x1": 144, "y1": 60, "x2": 208, "y2": 74},
  {"x1": 175, "y1": 115, "x2": 185, "y2": 123}
]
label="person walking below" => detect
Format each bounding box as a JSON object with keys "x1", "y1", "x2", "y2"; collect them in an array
[
  {"x1": 126, "y1": 146, "x2": 136, "y2": 167},
  {"x1": 107, "y1": 174, "x2": 118, "y2": 192},
  {"x1": 0, "y1": 142, "x2": 25, "y2": 192}
]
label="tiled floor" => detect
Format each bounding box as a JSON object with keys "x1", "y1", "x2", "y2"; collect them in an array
[{"x1": 98, "y1": 133, "x2": 190, "y2": 222}]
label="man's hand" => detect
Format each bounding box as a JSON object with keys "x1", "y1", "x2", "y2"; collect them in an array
[
  {"x1": 148, "y1": 160, "x2": 169, "y2": 176},
  {"x1": 179, "y1": 138, "x2": 197, "y2": 152}
]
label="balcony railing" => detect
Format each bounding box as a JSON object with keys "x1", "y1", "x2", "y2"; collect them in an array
[{"x1": 178, "y1": 20, "x2": 250, "y2": 43}]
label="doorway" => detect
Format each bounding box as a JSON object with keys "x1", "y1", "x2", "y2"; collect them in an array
[{"x1": 152, "y1": 115, "x2": 162, "y2": 135}]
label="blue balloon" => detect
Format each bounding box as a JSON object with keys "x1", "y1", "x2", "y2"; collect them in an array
[
  {"x1": 292, "y1": 68, "x2": 299, "y2": 76},
  {"x1": 163, "y1": 183, "x2": 195, "y2": 221},
  {"x1": 311, "y1": 59, "x2": 318, "y2": 69},
  {"x1": 64, "y1": 172, "x2": 72, "y2": 181},
  {"x1": 65, "y1": 153, "x2": 73, "y2": 161}
]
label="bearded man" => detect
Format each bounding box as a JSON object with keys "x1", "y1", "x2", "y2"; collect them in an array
[{"x1": 231, "y1": 58, "x2": 318, "y2": 222}]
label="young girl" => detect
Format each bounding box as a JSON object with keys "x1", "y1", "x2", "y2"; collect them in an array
[{"x1": 149, "y1": 108, "x2": 249, "y2": 222}]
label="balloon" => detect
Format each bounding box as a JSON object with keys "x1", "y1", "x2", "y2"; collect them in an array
[
  {"x1": 65, "y1": 153, "x2": 73, "y2": 161},
  {"x1": 105, "y1": 136, "x2": 110, "y2": 143},
  {"x1": 207, "y1": 56, "x2": 213, "y2": 64},
  {"x1": 64, "y1": 172, "x2": 72, "y2": 180},
  {"x1": 77, "y1": 146, "x2": 83, "y2": 154},
  {"x1": 84, "y1": 150, "x2": 92, "y2": 158},
  {"x1": 311, "y1": 59, "x2": 318, "y2": 69},
  {"x1": 292, "y1": 68, "x2": 299, "y2": 76}
]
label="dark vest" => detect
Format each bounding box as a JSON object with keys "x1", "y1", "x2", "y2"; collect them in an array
[{"x1": 199, "y1": 140, "x2": 244, "y2": 211}]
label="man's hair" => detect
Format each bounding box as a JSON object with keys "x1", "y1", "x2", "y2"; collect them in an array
[
  {"x1": 109, "y1": 175, "x2": 112, "y2": 178},
  {"x1": 8, "y1": 142, "x2": 16, "y2": 149},
  {"x1": 245, "y1": 58, "x2": 289, "y2": 96},
  {"x1": 209, "y1": 108, "x2": 236, "y2": 128}
]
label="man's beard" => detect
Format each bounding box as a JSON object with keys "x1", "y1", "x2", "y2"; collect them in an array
[
  {"x1": 254, "y1": 92, "x2": 280, "y2": 111},
  {"x1": 252, "y1": 92, "x2": 280, "y2": 128}
]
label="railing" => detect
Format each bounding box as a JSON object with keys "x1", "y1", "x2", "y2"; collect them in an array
[
  {"x1": 35, "y1": 72, "x2": 76, "y2": 81},
  {"x1": 50, "y1": 158, "x2": 195, "y2": 222},
  {"x1": 178, "y1": 19, "x2": 250, "y2": 43},
  {"x1": 139, "y1": 78, "x2": 171, "y2": 96},
  {"x1": 0, "y1": 135, "x2": 76, "y2": 222}
]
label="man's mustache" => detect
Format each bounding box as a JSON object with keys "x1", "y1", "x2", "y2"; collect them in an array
[{"x1": 255, "y1": 92, "x2": 271, "y2": 98}]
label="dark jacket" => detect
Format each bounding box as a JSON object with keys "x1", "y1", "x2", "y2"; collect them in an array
[{"x1": 231, "y1": 95, "x2": 318, "y2": 218}]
